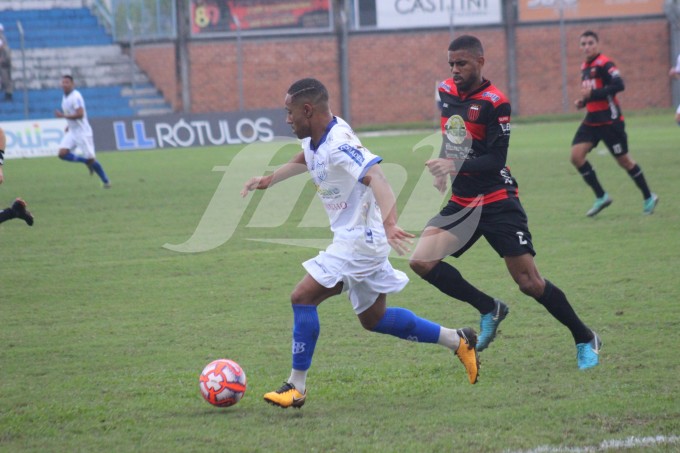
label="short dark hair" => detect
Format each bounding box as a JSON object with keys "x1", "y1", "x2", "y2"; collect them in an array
[
  {"x1": 62, "y1": 74, "x2": 74, "y2": 82},
  {"x1": 448, "y1": 35, "x2": 484, "y2": 56},
  {"x1": 287, "y1": 78, "x2": 328, "y2": 105},
  {"x1": 580, "y1": 30, "x2": 599, "y2": 41}
]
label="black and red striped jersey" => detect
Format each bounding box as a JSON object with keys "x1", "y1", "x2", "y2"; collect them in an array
[
  {"x1": 438, "y1": 78, "x2": 517, "y2": 204},
  {"x1": 580, "y1": 53, "x2": 625, "y2": 125}
]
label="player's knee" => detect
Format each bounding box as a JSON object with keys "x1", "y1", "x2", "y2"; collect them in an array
[
  {"x1": 360, "y1": 316, "x2": 377, "y2": 331},
  {"x1": 570, "y1": 153, "x2": 583, "y2": 167},
  {"x1": 409, "y1": 258, "x2": 434, "y2": 277},
  {"x1": 290, "y1": 289, "x2": 309, "y2": 306},
  {"x1": 517, "y1": 276, "x2": 543, "y2": 299}
]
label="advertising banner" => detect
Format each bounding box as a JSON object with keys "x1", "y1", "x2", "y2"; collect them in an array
[
  {"x1": 366, "y1": 0, "x2": 502, "y2": 29},
  {"x1": 89, "y1": 109, "x2": 294, "y2": 152},
  {"x1": 518, "y1": 0, "x2": 665, "y2": 22},
  {"x1": 3, "y1": 119, "x2": 64, "y2": 159},
  {"x1": 4, "y1": 109, "x2": 294, "y2": 158},
  {"x1": 190, "y1": 0, "x2": 331, "y2": 35}
]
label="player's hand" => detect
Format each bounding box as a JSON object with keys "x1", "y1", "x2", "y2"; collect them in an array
[
  {"x1": 574, "y1": 99, "x2": 585, "y2": 109},
  {"x1": 425, "y1": 158, "x2": 456, "y2": 177},
  {"x1": 384, "y1": 224, "x2": 415, "y2": 256},
  {"x1": 0, "y1": 167, "x2": 4, "y2": 185},
  {"x1": 433, "y1": 174, "x2": 448, "y2": 195},
  {"x1": 55, "y1": 110, "x2": 64, "y2": 118},
  {"x1": 240, "y1": 175, "x2": 272, "y2": 197}
]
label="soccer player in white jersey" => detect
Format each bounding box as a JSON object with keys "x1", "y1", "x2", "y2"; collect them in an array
[
  {"x1": 669, "y1": 53, "x2": 680, "y2": 125},
  {"x1": 55, "y1": 75, "x2": 111, "y2": 188},
  {"x1": 241, "y1": 78, "x2": 480, "y2": 409}
]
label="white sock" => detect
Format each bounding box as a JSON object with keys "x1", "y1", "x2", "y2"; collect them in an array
[
  {"x1": 437, "y1": 327, "x2": 460, "y2": 350},
  {"x1": 288, "y1": 369, "x2": 308, "y2": 393}
]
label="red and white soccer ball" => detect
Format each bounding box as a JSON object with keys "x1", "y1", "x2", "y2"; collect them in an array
[{"x1": 199, "y1": 359, "x2": 247, "y2": 407}]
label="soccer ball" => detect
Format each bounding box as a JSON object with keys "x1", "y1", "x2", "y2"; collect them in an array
[{"x1": 199, "y1": 359, "x2": 247, "y2": 407}]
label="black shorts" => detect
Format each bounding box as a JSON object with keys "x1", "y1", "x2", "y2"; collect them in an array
[
  {"x1": 425, "y1": 197, "x2": 536, "y2": 258},
  {"x1": 572, "y1": 121, "x2": 629, "y2": 157}
]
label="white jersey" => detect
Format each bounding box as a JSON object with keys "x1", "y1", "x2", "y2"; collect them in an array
[
  {"x1": 675, "y1": 54, "x2": 680, "y2": 73},
  {"x1": 302, "y1": 117, "x2": 390, "y2": 257},
  {"x1": 61, "y1": 89, "x2": 92, "y2": 136}
]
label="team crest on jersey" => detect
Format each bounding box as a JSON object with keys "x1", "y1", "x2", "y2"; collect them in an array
[
  {"x1": 444, "y1": 115, "x2": 467, "y2": 145},
  {"x1": 339, "y1": 144, "x2": 364, "y2": 166},
  {"x1": 467, "y1": 104, "x2": 481, "y2": 121}
]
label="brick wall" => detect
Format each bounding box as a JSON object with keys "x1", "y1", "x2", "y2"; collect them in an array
[
  {"x1": 134, "y1": 17, "x2": 671, "y2": 127},
  {"x1": 134, "y1": 44, "x2": 180, "y2": 110},
  {"x1": 516, "y1": 18, "x2": 669, "y2": 116}
]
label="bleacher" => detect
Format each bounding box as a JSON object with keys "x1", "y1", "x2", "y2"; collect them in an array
[
  {"x1": 0, "y1": 4, "x2": 172, "y2": 120},
  {"x1": 0, "y1": 8, "x2": 113, "y2": 48}
]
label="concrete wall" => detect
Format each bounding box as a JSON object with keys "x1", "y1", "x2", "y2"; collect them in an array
[{"x1": 134, "y1": 17, "x2": 671, "y2": 127}]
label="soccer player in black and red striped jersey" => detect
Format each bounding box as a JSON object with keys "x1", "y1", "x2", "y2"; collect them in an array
[
  {"x1": 409, "y1": 35, "x2": 601, "y2": 370},
  {"x1": 571, "y1": 30, "x2": 658, "y2": 216}
]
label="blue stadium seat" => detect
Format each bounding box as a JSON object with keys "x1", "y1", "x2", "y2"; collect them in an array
[{"x1": 0, "y1": 8, "x2": 112, "y2": 49}]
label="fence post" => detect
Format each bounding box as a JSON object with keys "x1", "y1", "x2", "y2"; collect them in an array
[{"x1": 16, "y1": 20, "x2": 28, "y2": 119}]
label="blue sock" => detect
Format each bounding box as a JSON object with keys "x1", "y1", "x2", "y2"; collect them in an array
[
  {"x1": 372, "y1": 307, "x2": 440, "y2": 343},
  {"x1": 59, "y1": 152, "x2": 89, "y2": 164},
  {"x1": 291, "y1": 305, "x2": 320, "y2": 371},
  {"x1": 91, "y1": 161, "x2": 110, "y2": 184}
]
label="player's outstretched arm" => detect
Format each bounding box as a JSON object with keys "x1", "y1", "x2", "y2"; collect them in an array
[
  {"x1": 361, "y1": 164, "x2": 414, "y2": 255},
  {"x1": 240, "y1": 151, "x2": 307, "y2": 197}
]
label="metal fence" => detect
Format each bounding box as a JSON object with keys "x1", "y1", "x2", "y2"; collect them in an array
[{"x1": 107, "y1": 0, "x2": 177, "y2": 42}]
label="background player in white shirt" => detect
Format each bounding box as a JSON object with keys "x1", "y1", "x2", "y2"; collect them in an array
[
  {"x1": 55, "y1": 75, "x2": 111, "y2": 188},
  {"x1": 241, "y1": 78, "x2": 480, "y2": 409},
  {"x1": 669, "y1": 53, "x2": 680, "y2": 125}
]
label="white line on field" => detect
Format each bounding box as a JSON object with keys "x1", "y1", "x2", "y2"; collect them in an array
[{"x1": 507, "y1": 435, "x2": 680, "y2": 453}]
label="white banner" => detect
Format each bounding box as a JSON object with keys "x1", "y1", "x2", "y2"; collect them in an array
[
  {"x1": 375, "y1": 0, "x2": 502, "y2": 29},
  {"x1": 3, "y1": 119, "x2": 64, "y2": 159}
]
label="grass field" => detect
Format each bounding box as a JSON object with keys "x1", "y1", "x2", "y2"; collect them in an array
[{"x1": 1, "y1": 113, "x2": 679, "y2": 452}]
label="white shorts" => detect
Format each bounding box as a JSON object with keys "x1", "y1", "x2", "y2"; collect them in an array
[
  {"x1": 59, "y1": 132, "x2": 96, "y2": 159},
  {"x1": 676, "y1": 104, "x2": 680, "y2": 115},
  {"x1": 302, "y1": 243, "x2": 409, "y2": 314}
]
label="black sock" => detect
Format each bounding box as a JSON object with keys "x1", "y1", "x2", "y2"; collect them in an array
[
  {"x1": 627, "y1": 164, "x2": 652, "y2": 200},
  {"x1": 422, "y1": 261, "x2": 496, "y2": 314},
  {"x1": 0, "y1": 207, "x2": 16, "y2": 224},
  {"x1": 577, "y1": 162, "x2": 605, "y2": 198},
  {"x1": 536, "y1": 280, "x2": 592, "y2": 344}
]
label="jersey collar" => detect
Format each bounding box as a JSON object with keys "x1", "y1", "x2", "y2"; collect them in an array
[{"x1": 310, "y1": 117, "x2": 338, "y2": 151}]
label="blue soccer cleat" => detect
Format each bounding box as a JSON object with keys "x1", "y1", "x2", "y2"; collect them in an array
[
  {"x1": 576, "y1": 331, "x2": 602, "y2": 370},
  {"x1": 643, "y1": 193, "x2": 658, "y2": 215},
  {"x1": 477, "y1": 299, "x2": 509, "y2": 352},
  {"x1": 586, "y1": 193, "x2": 612, "y2": 217}
]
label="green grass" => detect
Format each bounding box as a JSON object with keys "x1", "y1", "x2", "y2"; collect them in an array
[{"x1": 1, "y1": 113, "x2": 679, "y2": 452}]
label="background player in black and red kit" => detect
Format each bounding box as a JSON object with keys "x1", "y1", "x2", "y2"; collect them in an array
[
  {"x1": 408, "y1": 35, "x2": 601, "y2": 370},
  {"x1": 571, "y1": 30, "x2": 658, "y2": 216}
]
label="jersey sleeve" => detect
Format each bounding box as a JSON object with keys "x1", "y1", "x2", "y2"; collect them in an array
[
  {"x1": 590, "y1": 61, "x2": 624, "y2": 100},
  {"x1": 331, "y1": 141, "x2": 382, "y2": 183}
]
